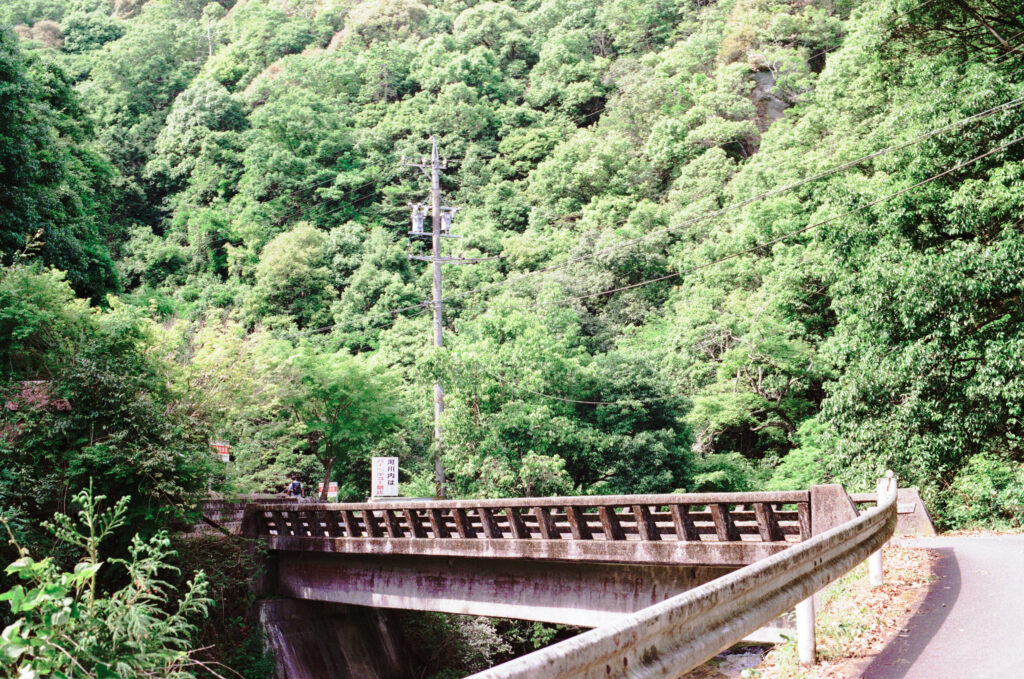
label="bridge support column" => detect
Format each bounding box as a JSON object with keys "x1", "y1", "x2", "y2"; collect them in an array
[
  {"x1": 258, "y1": 599, "x2": 413, "y2": 679},
  {"x1": 869, "y1": 472, "x2": 898, "y2": 587},
  {"x1": 796, "y1": 596, "x2": 816, "y2": 665}
]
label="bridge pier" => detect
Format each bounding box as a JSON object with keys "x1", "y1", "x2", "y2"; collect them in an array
[{"x1": 258, "y1": 599, "x2": 412, "y2": 679}]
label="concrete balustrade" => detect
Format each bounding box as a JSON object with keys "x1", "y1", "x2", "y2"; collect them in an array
[{"x1": 246, "y1": 493, "x2": 811, "y2": 541}]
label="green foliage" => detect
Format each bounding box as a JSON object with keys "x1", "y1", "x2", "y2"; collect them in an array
[
  {"x1": 169, "y1": 535, "x2": 274, "y2": 679},
  {"x1": 2, "y1": 0, "x2": 1021, "y2": 586},
  {"x1": 400, "y1": 612, "x2": 512, "y2": 677},
  {"x1": 0, "y1": 486, "x2": 211, "y2": 678},
  {"x1": 0, "y1": 262, "x2": 212, "y2": 552},
  {"x1": 250, "y1": 223, "x2": 336, "y2": 329},
  {"x1": 284, "y1": 349, "x2": 402, "y2": 499},
  {"x1": 0, "y1": 27, "x2": 120, "y2": 301},
  {"x1": 941, "y1": 455, "x2": 1024, "y2": 529}
]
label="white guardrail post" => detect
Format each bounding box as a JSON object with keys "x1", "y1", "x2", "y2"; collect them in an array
[
  {"x1": 468, "y1": 483, "x2": 898, "y2": 679},
  {"x1": 796, "y1": 595, "x2": 816, "y2": 665},
  {"x1": 869, "y1": 471, "x2": 898, "y2": 587}
]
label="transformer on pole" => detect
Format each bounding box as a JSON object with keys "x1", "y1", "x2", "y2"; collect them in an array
[{"x1": 402, "y1": 137, "x2": 504, "y2": 498}]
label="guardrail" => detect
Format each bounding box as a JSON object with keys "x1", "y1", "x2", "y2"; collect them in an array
[{"x1": 466, "y1": 488, "x2": 897, "y2": 678}]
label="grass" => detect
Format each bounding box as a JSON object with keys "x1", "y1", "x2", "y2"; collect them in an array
[{"x1": 746, "y1": 544, "x2": 935, "y2": 679}]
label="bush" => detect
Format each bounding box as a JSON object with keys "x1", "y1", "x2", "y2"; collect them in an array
[
  {"x1": 942, "y1": 455, "x2": 1024, "y2": 529},
  {"x1": 0, "y1": 486, "x2": 212, "y2": 678}
]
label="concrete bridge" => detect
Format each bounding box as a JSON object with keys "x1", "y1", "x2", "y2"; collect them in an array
[{"x1": 237, "y1": 482, "x2": 932, "y2": 678}]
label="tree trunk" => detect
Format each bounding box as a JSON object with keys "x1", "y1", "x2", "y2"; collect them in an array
[{"x1": 319, "y1": 456, "x2": 335, "y2": 501}]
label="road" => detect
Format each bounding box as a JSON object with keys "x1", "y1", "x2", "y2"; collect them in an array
[{"x1": 860, "y1": 535, "x2": 1024, "y2": 679}]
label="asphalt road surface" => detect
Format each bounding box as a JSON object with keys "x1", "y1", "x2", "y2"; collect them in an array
[{"x1": 860, "y1": 535, "x2": 1024, "y2": 679}]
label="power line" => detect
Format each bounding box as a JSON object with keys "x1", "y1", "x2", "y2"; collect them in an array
[
  {"x1": 287, "y1": 96, "x2": 1024, "y2": 337},
  {"x1": 499, "y1": 134, "x2": 1024, "y2": 317},
  {"x1": 466, "y1": 364, "x2": 681, "y2": 406},
  {"x1": 291, "y1": 134, "x2": 1024, "y2": 407},
  {"x1": 239, "y1": 0, "x2": 939, "y2": 238},
  {"x1": 428, "y1": 94, "x2": 1024, "y2": 309}
]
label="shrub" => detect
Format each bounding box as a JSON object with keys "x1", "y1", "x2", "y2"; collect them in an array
[{"x1": 942, "y1": 454, "x2": 1024, "y2": 529}]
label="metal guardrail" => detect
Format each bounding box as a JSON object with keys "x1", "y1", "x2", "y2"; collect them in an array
[{"x1": 467, "y1": 492, "x2": 897, "y2": 679}]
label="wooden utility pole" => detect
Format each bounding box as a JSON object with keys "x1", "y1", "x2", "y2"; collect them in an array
[{"x1": 403, "y1": 136, "x2": 503, "y2": 498}]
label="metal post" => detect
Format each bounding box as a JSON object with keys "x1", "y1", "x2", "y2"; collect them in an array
[
  {"x1": 429, "y1": 137, "x2": 446, "y2": 499},
  {"x1": 796, "y1": 595, "x2": 816, "y2": 665},
  {"x1": 869, "y1": 470, "x2": 897, "y2": 586}
]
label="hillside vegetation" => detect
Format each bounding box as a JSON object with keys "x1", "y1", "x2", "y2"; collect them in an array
[
  {"x1": 2, "y1": 0, "x2": 1023, "y2": 675},
  {"x1": 3, "y1": 0, "x2": 1024, "y2": 550},
  {"x1": 4, "y1": 0, "x2": 1019, "y2": 522}
]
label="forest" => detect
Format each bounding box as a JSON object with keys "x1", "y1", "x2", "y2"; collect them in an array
[{"x1": 1, "y1": 0, "x2": 1022, "y2": 675}]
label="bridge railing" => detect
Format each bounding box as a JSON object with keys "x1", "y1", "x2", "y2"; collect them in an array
[
  {"x1": 247, "y1": 491, "x2": 810, "y2": 544},
  {"x1": 466, "y1": 489, "x2": 897, "y2": 679}
]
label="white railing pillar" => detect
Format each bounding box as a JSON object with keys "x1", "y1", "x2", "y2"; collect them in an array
[
  {"x1": 796, "y1": 595, "x2": 816, "y2": 665},
  {"x1": 868, "y1": 471, "x2": 897, "y2": 587}
]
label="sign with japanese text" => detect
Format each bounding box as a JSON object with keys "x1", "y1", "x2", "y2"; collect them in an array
[
  {"x1": 318, "y1": 481, "x2": 339, "y2": 501},
  {"x1": 211, "y1": 441, "x2": 230, "y2": 463},
  {"x1": 372, "y1": 456, "x2": 399, "y2": 497}
]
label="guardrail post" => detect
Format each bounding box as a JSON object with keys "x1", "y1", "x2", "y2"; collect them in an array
[
  {"x1": 796, "y1": 596, "x2": 816, "y2": 665},
  {"x1": 869, "y1": 471, "x2": 897, "y2": 586}
]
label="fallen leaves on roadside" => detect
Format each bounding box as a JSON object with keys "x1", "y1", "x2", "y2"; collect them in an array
[{"x1": 752, "y1": 544, "x2": 936, "y2": 679}]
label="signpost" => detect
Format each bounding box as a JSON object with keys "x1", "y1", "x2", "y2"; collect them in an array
[
  {"x1": 210, "y1": 442, "x2": 230, "y2": 491},
  {"x1": 318, "y1": 481, "x2": 339, "y2": 501},
  {"x1": 372, "y1": 457, "x2": 399, "y2": 497}
]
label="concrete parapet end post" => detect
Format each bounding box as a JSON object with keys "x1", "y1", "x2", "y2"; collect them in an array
[
  {"x1": 809, "y1": 484, "x2": 860, "y2": 536},
  {"x1": 241, "y1": 505, "x2": 277, "y2": 598},
  {"x1": 895, "y1": 487, "x2": 937, "y2": 536}
]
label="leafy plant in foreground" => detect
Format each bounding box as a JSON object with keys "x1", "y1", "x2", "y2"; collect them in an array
[{"x1": 0, "y1": 485, "x2": 214, "y2": 678}]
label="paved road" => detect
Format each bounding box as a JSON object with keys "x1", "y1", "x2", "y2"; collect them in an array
[{"x1": 861, "y1": 535, "x2": 1024, "y2": 679}]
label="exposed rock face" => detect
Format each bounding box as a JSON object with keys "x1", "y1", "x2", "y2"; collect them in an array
[{"x1": 750, "y1": 70, "x2": 788, "y2": 133}]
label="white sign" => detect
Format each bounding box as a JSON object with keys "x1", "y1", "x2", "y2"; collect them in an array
[
  {"x1": 211, "y1": 441, "x2": 230, "y2": 463},
  {"x1": 372, "y1": 457, "x2": 399, "y2": 497},
  {"x1": 318, "y1": 482, "x2": 339, "y2": 500}
]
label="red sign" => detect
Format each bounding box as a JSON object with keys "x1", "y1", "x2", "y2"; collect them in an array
[
  {"x1": 318, "y1": 482, "x2": 339, "y2": 500},
  {"x1": 211, "y1": 441, "x2": 230, "y2": 462}
]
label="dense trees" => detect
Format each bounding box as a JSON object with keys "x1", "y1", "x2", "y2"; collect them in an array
[
  {"x1": 0, "y1": 28, "x2": 118, "y2": 301},
  {"x1": 0, "y1": 263, "x2": 213, "y2": 553},
  {"x1": 2, "y1": 0, "x2": 1023, "y2": 674},
  {"x1": 3, "y1": 0, "x2": 1023, "y2": 548}
]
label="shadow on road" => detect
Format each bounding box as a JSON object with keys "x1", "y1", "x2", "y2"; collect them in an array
[{"x1": 859, "y1": 547, "x2": 960, "y2": 679}]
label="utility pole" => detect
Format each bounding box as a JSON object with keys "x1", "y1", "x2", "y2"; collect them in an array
[
  {"x1": 403, "y1": 137, "x2": 502, "y2": 499},
  {"x1": 427, "y1": 138, "x2": 445, "y2": 499},
  {"x1": 403, "y1": 137, "x2": 453, "y2": 499}
]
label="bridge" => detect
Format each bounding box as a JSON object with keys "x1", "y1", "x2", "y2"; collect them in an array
[{"x1": 237, "y1": 478, "x2": 932, "y2": 678}]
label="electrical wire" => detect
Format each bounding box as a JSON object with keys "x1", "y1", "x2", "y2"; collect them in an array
[
  {"x1": 505, "y1": 132, "x2": 1024, "y2": 314},
  {"x1": 427, "y1": 94, "x2": 1024, "y2": 309},
  {"x1": 287, "y1": 98, "x2": 1024, "y2": 338},
  {"x1": 470, "y1": 364, "x2": 681, "y2": 406}
]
